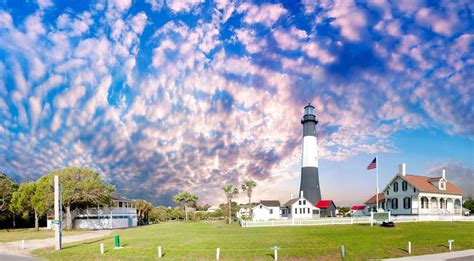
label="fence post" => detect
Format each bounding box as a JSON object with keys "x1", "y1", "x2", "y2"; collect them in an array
[
  {"x1": 370, "y1": 212, "x2": 374, "y2": 226},
  {"x1": 341, "y1": 245, "x2": 345, "y2": 258},
  {"x1": 388, "y1": 211, "x2": 391, "y2": 221},
  {"x1": 448, "y1": 240, "x2": 454, "y2": 251},
  {"x1": 100, "y1": 243, "x2": 104, "y2": 255},
  {"x1": 158, "y1": 246, "x2": 162, "y2": 258},
  {"x1": 216, "y1": 247, "x2": 220, "y2": 260},
  {"x1": 21, "y1": 240, "x2": 25, "y2": 249},
  {"x1": 274, "y1": 248, "x2": 278, "y2": 261},
  {"x1": 351, "y1": 217, "x2": 353, "y2": 225},
  {"x1": 408, "y1": 241, "x2": 411, "y2": 254}
]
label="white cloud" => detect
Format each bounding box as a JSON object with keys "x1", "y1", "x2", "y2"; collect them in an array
[
  {"x1": 235, "y1": 28, "x2": 267, "y2": 53},
  {"x1": 328, "y1": 0, "x2": 367, "y2": 41},
  {"x1": 36, "y1": 0, "x2": 53, "y2": 9},
  {"x1": 28, "y1": 96, "x2": 42, "y2": 130},
  {"x1": 302, "y1": 42, "x2": 335, "y2": 64},
  {"x1": 238, "y1": 3, "x2": 287, "y2": 28},
  {"x1": 415, "y1": 7, "x2": 459, "y2": 37},
  {"x1": 54, "y1": 85, "x2": 87, "y2": 109},
  {"x1": 167, "y1": 0, "x2": 204, "y2": 13},
  {"x1": 145, "y1": 0, "x2": 165, "y2": 11},
  {"x1": 273, "y1": 26, "x2": 307, "y2": 50}
]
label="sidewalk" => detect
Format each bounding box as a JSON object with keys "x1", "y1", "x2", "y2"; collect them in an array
[
  {"x1": 384, "y1": 249, "x2": 474, "y2": 261},
  {"x1": 0, "y1": 230, "x2": 112, "y2": 260}
]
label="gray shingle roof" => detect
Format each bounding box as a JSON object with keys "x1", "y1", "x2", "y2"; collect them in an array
[
  {"x1": 260, "y1": 200, "x2": 280, "y2": 207},
  {"x1": 282, "y1": 198, "x2": 299, "y2": 207}
]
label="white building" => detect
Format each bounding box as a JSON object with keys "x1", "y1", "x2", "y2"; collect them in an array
[
  {"x1": 252, "y1": 200, "x2": 281, "y2": 221},
  {"x1": 366, "y1": 164, "x2": 464, "y2": 216},
  {"x1": 281, "y1": 196, "x2": 320, "y2": 219},
  {"x1": 73, "y1": 197, "x2": 138, "y2": 229},
  {"x1": 350, "y1": 206, "x2": 366, "y2": 217}
]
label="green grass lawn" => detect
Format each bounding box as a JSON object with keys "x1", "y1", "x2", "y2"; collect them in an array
[
  {"x1": 0, "y1": 228, "x2": 87, "y2": 243},
  {"x1": 33, "y1": 221, "x2": 474, "y2": 260}
]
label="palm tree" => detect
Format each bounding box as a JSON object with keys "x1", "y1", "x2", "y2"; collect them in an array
[
  {"x1": 173, "y1": 192, "x2": 199, "y2": 221},
  {"x1": 242, "y1": 180, "x2": 256, "y2": 218},
  {"x1": 222, "y1": 185, "x2": 239, "y2": 224}
]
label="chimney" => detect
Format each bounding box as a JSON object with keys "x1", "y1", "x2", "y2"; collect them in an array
[
  {"x1": 290, "y1": 193, "x2": 293, "y2": 199},
  {"x1": 399, "y1": 163, "x2": 406, "y2": 176},
  {"x1": 300, "y1": 190, "x2": 304, "y2": 198},
  {"x1": 442, "y1": 169, "x2": 446, "y2": 179}
]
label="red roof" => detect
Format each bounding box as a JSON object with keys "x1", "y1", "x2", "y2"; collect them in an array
[
  {"x1": 351, "y1": 205, "x2": 365, "y2": 210},
  {"x1": 364, "y1": 193, "x2": 385, "y2": 204},
  {"x1": 315, "y1": 200, "x2": 335, "y2": 209}
]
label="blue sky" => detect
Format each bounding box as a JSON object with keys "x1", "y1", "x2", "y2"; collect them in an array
[{"x1": 0, "y1": 0, "x2": 472, "y2": 206}]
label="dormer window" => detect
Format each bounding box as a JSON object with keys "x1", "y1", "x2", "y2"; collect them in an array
[{"x1": 439, "y1": 180, "x2": 446, "y2": 190}]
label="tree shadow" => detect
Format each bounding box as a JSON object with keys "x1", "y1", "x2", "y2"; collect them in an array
[{"x1": 62, "y1": 236, "x2": 115, "y2": 250}]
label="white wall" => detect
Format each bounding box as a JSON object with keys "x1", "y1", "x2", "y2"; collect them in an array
[
  {"x1": 384, "y1": 176, "x2": 416, "y2": 215},
  {"x1": 252, "y1": 205, "x2": 280, "y2": 221},
  {"x1": 74, "y1": 215, "x2": 137, "y2": 229}
]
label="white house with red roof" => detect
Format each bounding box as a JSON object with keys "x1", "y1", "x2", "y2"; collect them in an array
[
  {"x1": 365, "y1": 163, "x2": 464, "y2": 216},
  {"x1": 350, "y1": 206, "x2": 366, "y2": 217},
  {"x1": 315, "y1": 200, "x2": 337, "y2": 217}
]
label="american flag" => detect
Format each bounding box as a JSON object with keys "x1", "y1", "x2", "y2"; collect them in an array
[{"x1": 367, "y1": 157, "x2": 377, "y2": 170}]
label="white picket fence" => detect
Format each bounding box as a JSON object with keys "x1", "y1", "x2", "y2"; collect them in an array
[
  {"x1": 240, "y1": 217, "x2": 371, "y2": 228},
  {"x1": 239, "y1": 215, "x2": 474, "y2": 228},
  {"x1": 389, "y1": 215, "x2": 474, "y2": 223}
]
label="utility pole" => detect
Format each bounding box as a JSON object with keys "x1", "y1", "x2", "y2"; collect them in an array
[{"x1": 54, "y1": 175, "x2": 62, "y2": 251}]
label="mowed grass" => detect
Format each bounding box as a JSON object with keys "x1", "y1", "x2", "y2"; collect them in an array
[
  {"x1": 33, "y1": 221, "x2": 474, "y2": 260},
  {"x1": 0, "y1": 228, "x2": 87, "y2": 243}
]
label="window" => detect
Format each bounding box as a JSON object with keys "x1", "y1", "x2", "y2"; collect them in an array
[
  {"x1": 440, "y1": 181, "x2": 446, "y2": 190},
  {"x1": 392, "y1": 198, "x2": 398, "y2": 209},
  {"x1": 303, "y1": 208, "x2": 305, "y2": 214},
  {"x1": 303, "y1": 200, "x2": 306, "y2": 205},
  {"x1": 307, "y1": 208, "x2": 310, "y2": 213},
  {"x1": 402, "y1": 181, "x2": 408, "y2": 191},
  {"x1": 270, "y1": 209, "x2": 273, "y2": 214},
  {"x1": 413, "y1": 187, "x2": 416, "y2": 193},
  {"x1": 299, "y1": 200, "x2": 302, "y2": 205},
  {"x1": 313, "y1": 209, "x2": 319, "y2": 214},
  {"x1": 295, "y1": 208, "x2": 298, "y2": 214},
  {"x1": 403, "y1": 197, "x2": 411, "y2": 209},
  {"x1": 387, "y1": 190, "x2": 389, "y2": 195},
  {"x1": 394, "y1": 182, "x2": 398, "y2": 192},
  {"x1": 119, "y1": 202, "x2": 123, "y2": 207}
]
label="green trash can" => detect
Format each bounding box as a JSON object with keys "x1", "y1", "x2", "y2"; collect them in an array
[{"x1": 114, "y1": 235, "x2": 120, "y2": 249}]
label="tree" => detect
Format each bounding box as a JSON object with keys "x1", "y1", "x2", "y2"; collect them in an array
[
  {"x1": 0, "y1": 173, "x2": 18, "y2": 227},
  {"x1": 222, "y1": 184, "x2": 238, "y2": 224},
  {"x1": 10, "y1": 182, "x2": 40, "y2": 230},
  {"x1": 173, "y1": 192, "x2": 198, "y2": 221},
  {"x1": 35, "y1": 167, "x2": 115, "y2": 229},
  {"x1": 136, "y1": 200, "x2": 154, "y2": 225},
  {"x1": 463, "y1": 200, "x2": 474, "y2": 214},
  {"x1": 149, "y1": 206, "x2": 170, "y2": 222},
  {"x1": 241, "y1": 180, "x2": 256, "y2": 217}
]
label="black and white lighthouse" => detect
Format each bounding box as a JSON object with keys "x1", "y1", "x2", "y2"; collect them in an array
[{"x1": 299, "y1": 103, "x2": 322, "y2": 205}]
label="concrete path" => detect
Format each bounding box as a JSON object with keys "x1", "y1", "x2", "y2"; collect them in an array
[
  {"x1": 0, "y1": 230, "x2": 112, "y2": 260},
  {"x1": 384, "y1": 249, "x2": 474, "y2": 261}
]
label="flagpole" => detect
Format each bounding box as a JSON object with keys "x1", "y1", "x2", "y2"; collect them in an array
[{"x1": 376, "y1": 155, "x2": 379, "y2": 212}]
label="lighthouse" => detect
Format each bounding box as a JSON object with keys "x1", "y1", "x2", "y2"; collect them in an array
[{"x1": 299, "y1": 103, "x2": 322, "y2": 205}]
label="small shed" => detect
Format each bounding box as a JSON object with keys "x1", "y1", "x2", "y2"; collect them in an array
[
  {"x1": 315, "y1": 200, "x2": 337, "y2": 217},
  {"x1": 350, "y1": 205, "x2": 366, "y2": 217}
]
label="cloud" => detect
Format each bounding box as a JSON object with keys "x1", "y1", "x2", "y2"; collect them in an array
[
  {"x1": 0, "y1": 0, "x2": 472, "y2": 206},
  {"x1": 273, "y1": 26, "x2": 307, "y2": 51},
  {"x1": 237, "y1": 3, "x2": 287, "y2": 28},
  {"x1": 167, "y1": 0, "x2": 204, "y2": 12}
]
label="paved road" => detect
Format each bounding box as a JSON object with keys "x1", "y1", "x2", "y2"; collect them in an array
[
  {"x1": 384, "y1": 249, "x2": 474, "y2": 261},
  {"x1": 0, "y1": 230, "x2": 112, "y2": 260}
]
